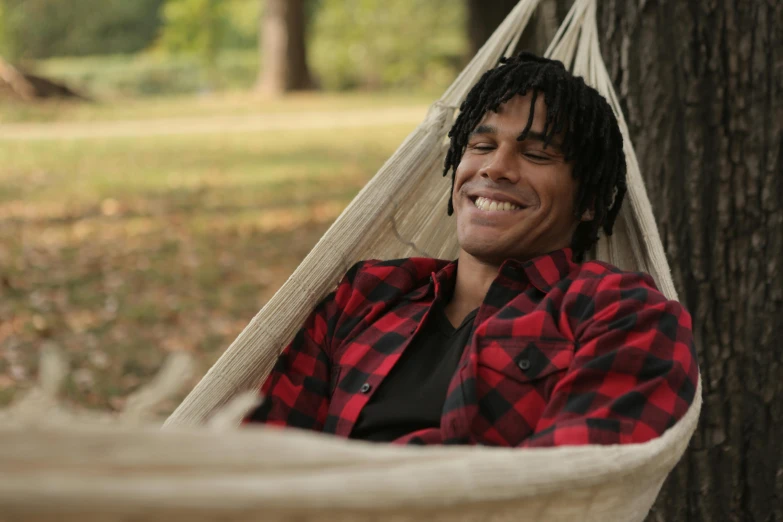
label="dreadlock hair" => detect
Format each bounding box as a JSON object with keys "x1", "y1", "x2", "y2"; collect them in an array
[{"x1": 443, "y1": 51, "x2": 627, "y2": 262}]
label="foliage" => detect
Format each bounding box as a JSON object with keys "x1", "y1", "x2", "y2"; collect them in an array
[
  {"x1": 0, "y1": 94, "x2": 420, "y2": 409},
  {"x1": 0, "y1": 2, "x2": 8, "y2": 56},
  {"x1": 154, "y1": 0, "x2": 262, "y2": 86},
  {"x1": 2, "y1": 0, "x2": 468, "y2": 96},
  {"x1": 0, "y1": 0, "x2": 258, "y2": 62},
  {"x1": 310, "y1": 0, "x2": 467, "y2": 91},
  {"x1": 0, "y1": 0, "x2": 165, "y2": 60},
  {"x1": 223, "y1": 0, "x2": 263, "y2": 50},
  {"x1": 154, "y1": 0, "x2": 227, "y2": 76},
  {"x1": 156, "y1": 0, "x2": 259, "y2": 55}
]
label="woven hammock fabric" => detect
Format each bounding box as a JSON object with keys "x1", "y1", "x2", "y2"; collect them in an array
[
  {"x1": 146, "y1": 0, "x2": 696, "y2": 520},
  {"x1": 0, "y1": 410, "x2": 696, "y2": 521}
]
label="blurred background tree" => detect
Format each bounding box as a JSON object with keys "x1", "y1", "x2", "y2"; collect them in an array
[
  {"x1": 256, "y1": 0, "x2": 312, "y2": 95},
  {"x1": 0, "y1": 0, "x2": 165, "y2": 61},
  {"x1": 0, "y1": 0, "x2": 473, "y2": 98},
  {"x1": 155, "y1": 0, "x2": 230, "y2": 89},
  {"x1": 310, "y1": 0, "x2": 464, "y2": 91}
]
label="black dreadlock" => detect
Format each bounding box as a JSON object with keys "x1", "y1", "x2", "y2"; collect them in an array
[{"x1": 443, "y1": 52, "x2": 627, "y2": 262}]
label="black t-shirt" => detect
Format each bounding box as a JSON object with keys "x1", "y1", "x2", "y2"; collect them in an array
[{"x1": 350, "y1": 300, "x2": 478, "y2": 442}]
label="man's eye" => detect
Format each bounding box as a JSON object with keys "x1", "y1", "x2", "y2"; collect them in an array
[
  {"x1": 472, "y1": 145, "x2": 494, "y2": 151},
  {"x1": 525, "y1": 153, "x2": 549, "y2": 160}
]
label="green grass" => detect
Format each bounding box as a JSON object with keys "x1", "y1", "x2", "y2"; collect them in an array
[
  {"x1": 0, "y1": 94, "x2": 418, "y2": 411},
  {"x1": 0, "y1": 89, "x2": 435, "y2": 123}
]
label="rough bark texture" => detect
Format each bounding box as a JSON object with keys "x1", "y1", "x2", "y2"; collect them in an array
[
  {"x1": 256, "y1": 0, "x2": 313, "y2": 95},
  {"x1": 516, "y1": 0, "x2": 573, "y2": 56},
  {"x1": 467, "y1": 0, "x2": 520, "y2": 57},
  {"x1": 598, "y1": 1, "x2": 783, "y2": 521}
]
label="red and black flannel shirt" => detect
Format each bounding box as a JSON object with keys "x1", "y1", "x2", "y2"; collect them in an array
[{"x1": 247, "y1": 248, "x2": 698, "y2": 447}]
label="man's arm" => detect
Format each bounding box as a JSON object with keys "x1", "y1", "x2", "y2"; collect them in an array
[
  {"x1": 244, "y1": 262, "x2": 363, "y2": 431},
  {"x1": 521, "y1": 271, "x2": 698, "y2": 447}
]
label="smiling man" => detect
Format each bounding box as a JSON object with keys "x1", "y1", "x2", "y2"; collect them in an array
[{"x1": 245, "y1": 52, "x2": 698, "y2": 447}]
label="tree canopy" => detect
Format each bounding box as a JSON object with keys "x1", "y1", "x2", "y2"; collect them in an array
[{"x1": 0, "y1": 0, "x2": 165, "y2": 60}]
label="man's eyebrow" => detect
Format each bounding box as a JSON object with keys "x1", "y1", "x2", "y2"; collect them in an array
[
  {"x1": 469, "y1": 124, "x2": 496, "y2": 137},
  {"x1": 469, "y1": 125, "x2": 563, "y2": 151},
  {"x1": 522, "y1": 130, "x2": 563, "y2": 151}
]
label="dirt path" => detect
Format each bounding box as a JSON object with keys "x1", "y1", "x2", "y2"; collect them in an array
[{"x1": 0, "y1": 106, "x2": 429, "y2": 141}]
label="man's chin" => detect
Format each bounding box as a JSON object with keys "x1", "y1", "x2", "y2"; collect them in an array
[{"x1": 458, "y1": 242, "x2": 519, "y2": 266}]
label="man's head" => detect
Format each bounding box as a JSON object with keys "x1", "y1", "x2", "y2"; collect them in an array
[{"x1": 443, "y1": 52, "x2": 626, "y2": 264}]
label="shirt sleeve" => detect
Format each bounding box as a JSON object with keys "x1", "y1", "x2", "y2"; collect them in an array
[
  {"x1": 243, "y1": 262, "x2": 363, "y2": 431},
  {"x1": 521, "y1": 271, "x2": 699, "y2": 447}
]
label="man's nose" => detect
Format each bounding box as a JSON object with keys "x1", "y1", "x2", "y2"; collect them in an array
[{"x1": 479, "y1": 145, "x2": 520, "y2": 183}]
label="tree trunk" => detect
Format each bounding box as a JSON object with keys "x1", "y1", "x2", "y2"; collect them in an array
[
  {"x1": 466, "y1": 0, "x2": 519, "y2": 57},
  {"x1": 516, "y1": 0, "x2": 573, "y2": 56},
  {"x1": 256, "y1": 0, "x2": 313, "y2": 96},
  {"x1": 0, "y1": 57, "x2": 85, "y2": 101},
  {"x1": 598, "y1": 1, "x2": 783, "y2": 521},
  {"x1": 466, "y1": 0, "x2": 572, "y2": 58}
]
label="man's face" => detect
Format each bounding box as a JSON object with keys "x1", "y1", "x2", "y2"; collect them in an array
[{"x1": 452, "y1": 93, "x2": 589, "y2": 265}]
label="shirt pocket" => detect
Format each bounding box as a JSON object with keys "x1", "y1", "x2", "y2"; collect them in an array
[
  {"x1": 477, "y1": 336, "x2": 574, "y2": 386},
  {"x1": 474, "y1": 336, "x2": 575, "y2": 445}
]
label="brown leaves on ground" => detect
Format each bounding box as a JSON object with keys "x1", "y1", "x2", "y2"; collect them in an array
[
  {"x1": 0, "y1": 187, "x2": 350, "y2": 411},
  {"x1": 0, "y1": 113, "x2": 413, "y2": 414}
]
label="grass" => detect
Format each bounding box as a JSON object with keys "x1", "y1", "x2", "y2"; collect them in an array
[
  {"x1": 0, "y1": 93, "x2": 419, "y2": 413},
  {"x1": 0, "y1": 89, "x2": 435, "y2": 123}
]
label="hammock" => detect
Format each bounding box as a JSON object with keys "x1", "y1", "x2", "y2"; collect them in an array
[{"x1": 0, "y1": 1, "x2": 701, "y2": 521}]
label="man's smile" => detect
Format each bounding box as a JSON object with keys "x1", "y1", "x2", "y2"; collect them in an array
[{"x1": 471, "y1": 196, "x2": 524, "y2": 212}]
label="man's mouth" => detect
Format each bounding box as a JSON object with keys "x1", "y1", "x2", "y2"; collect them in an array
[{"x1": 470, "y1": 196, "x2": 525, "y2": 212}]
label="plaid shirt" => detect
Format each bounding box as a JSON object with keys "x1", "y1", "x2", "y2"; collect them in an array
[{"x1": 246, "y1": 248, "x2": 698, "y2": 446}]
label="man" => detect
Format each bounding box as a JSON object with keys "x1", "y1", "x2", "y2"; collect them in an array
[{"x1": 245, "y1": 52, "x2": 698, "y2": 447}]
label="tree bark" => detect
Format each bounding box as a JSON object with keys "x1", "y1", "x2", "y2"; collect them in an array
[
  {"x1": 256, "y1": 0, "x2": 313, "y2": 96},
  {"x1": 597, "y1": 1, "x2": 783, "y2": 521},
  {"x1": 516, "y1": 0, "x2": 573, "y2": 56},
  {"x1": 466, "y1": 0, "x2": 519, "y2": 57}
]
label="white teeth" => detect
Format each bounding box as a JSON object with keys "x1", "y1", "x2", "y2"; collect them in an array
[{"x1": 473, "y1": 196, "x2": 520, "y2": 212}]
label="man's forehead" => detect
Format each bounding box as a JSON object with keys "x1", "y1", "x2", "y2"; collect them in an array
[
  {"x1": 472, "y1": 96, "x2": 548, "y2": 132},
  {"x1": 480, "y1": 94, "x2": 547, "y2": 124},
  {"x1": 469, "y1": 95, "x2": 565, "y2": 150}
]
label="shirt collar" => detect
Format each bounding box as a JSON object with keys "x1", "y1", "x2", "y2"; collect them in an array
[
  {"x1": 500, "y1": 247, "x2": 575, "y2": 293},
  {"x1": 409, "y1": 247, "x2": 575, "y2": 301},
  {"x1": 431, "y1": 261, "x2": 458, "y2": 300},
  {"x1": 406, "y1": 260, "x2": 456, "y2": 302}
]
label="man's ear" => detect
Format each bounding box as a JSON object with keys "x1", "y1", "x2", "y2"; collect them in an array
[{"x1": 580, "y1": 208, "x2": 595, "y2": 222}]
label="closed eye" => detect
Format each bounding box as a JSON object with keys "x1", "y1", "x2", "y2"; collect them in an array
[{"x1": 467, "y1": 144, "x2": 496, "y2": 154}]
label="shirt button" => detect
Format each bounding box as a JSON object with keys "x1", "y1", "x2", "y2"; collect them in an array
[
  {"x1": 360, "y1": 383, "x2": 372, "y2": 394},
  {"x1": 517, "y1": 359, "x2": 531, "y2": 371}
]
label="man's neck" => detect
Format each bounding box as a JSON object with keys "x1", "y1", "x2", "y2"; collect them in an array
[{"x1": 443, "y1": 251, "x2": 500, "y2": 327}]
